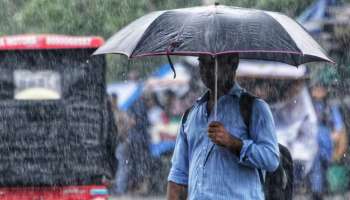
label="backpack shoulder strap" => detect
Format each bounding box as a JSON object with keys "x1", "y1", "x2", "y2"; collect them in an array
[
  {"x1": 181, "y1": 105, "x2": 194, "y2": 127},
  {"x1": 239, "y1": 92, "x2": 257, "y2": 134},
  {"x1": 238, "y1": 92, "x2": 265, "y2": 184}
]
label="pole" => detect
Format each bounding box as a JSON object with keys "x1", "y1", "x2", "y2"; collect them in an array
[{"x1": 214, "y1": 56, "x2": 218, "y2": 121}]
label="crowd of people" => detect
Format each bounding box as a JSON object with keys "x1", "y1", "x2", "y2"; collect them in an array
[
  {"x1": 241, "y1": 77, "x2": 349, "y2": 199},
  {"x1": 107, "y1": 70, "x2": 201, "y2": 196}
]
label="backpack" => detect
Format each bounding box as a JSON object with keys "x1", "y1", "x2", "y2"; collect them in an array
[{"x1": 181, "y1": 92, "x2": 293, "y2": 200}]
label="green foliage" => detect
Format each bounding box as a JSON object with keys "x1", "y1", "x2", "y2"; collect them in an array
[
  {"x1": 256, "y1": 0, "x2": 314, "y2": 16},
  {"x1": 311, "y1": 65, "x2": 339, "y2": 86},
  {"x1": 215, "y1": 0, "x2": 314, "y2": 16},
  {"x1": 15, "y1": 0, "x2": 148, "y2": 38},
  {"x1": 0, "y1": 0, "x2": 25, "y2": 35}
]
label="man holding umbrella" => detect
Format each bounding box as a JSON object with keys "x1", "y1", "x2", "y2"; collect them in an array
[
  {"x1": 167, "y1": 53, "x2": 280, "y2": 199},
  {"x1": 93, "y1": 3, "x2": 333, "y2": 199}
]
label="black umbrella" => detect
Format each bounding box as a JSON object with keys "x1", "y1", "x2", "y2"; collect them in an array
[{"x1": 94, "y1": 4, "x2": 333, "y2": 119}]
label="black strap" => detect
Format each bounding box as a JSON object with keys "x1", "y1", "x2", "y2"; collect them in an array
[
  {"x1": 238, "y1": 92, "x2": 265, "y2": 185},
  {"x1": 181, "y1": 105, "x2": 193, "y2": 127},
  {"x1": 239, "y1": 92, "x2": 256, "y2": 138}
]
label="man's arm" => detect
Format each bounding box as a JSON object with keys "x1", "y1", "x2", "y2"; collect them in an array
[
  {"x1": 238, "y1": 99, "x2": 279, "y2": 171},
  {"x1": 208, "y1": 99, "x2": 279, "y2": 172},
  {"x1": 167, "y1": 114, "x2": 189, "y2": 199},
  {"x1": 167, "y1": 181, "x2": 188, "y2": 200}
]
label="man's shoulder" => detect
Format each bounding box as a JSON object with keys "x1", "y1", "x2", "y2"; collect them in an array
[
  {"x1": 251, "y1": 98, "x2": 273, "y2": 116},
  {"x1": 239, "y1": 92, "x2": 270, "y2": 109},
  {"x1": 181, "y1": 104, "x2": 197, "y2": 125}
]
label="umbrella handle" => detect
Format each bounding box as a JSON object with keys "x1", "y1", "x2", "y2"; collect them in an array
[
  {"x1": 166, "y1": 54, "x2": 176, "y2": 79},
  {"x1": 214, "y1": 57, "x2": 218, "y2": 121}
]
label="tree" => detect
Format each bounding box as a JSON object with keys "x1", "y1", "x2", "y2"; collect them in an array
[
  {"x1": 15, "y1": 0, "x2": 148, "y2": 38},
  {"x1": 0, "y1": 0, "x2": 25, "y2": 35}
]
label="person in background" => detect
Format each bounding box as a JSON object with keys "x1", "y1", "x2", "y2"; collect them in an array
[
  {"x1": 128, "y1": 70, "x2": 140, "y2": 82},
  {"x1": 145, "y1": 92, "x2": 168, "y2": 125},
  {"x1": 127, "y1": 95, "x2": 153, "y2": 195},
  {"x1": 109, "y1": 93, "x2": 135, "y2": 196},
  {"x1": 163, "y1": 90, "x2": 179, "y2": 119},
  {"x1": 309, "y1": 83, "x2": 347, "y2": 200},
  {"x1": 249, "y1": 79, "x2": 318, "y2": 194}
]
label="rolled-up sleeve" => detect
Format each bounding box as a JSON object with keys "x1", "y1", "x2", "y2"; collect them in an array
[
  {"x1": 239, "y1": 99, "x2": 280, "y2": 172},
  {"x1": 168, "y1": 122, "x2": 189, "y2": 185}
]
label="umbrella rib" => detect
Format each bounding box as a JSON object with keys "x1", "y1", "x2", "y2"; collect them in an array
[
  {"x1": 96, "y1": 5, "x2": 333, "y2": 67},
  {"x1": 214, "y1": 5, "x2": 219, "y2": 55},
  {"x1": 131, "y1": 50, "x2": 303, "y2": 57}
]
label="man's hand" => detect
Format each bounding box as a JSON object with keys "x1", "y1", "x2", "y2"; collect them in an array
[
  {"x1": 208, "y1": 121, "x2": 243, "y2": 156},
  {"x1": 167, "y1": 181, "x2": 188, "y2": 200}
]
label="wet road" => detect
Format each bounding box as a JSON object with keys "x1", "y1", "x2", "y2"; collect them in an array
[
  {"x1": 109, "y1": 193, "x2": 350, "y2": 200},
  {"x1": 109, "y1": 196, "x2": 165, "y2": 200}
]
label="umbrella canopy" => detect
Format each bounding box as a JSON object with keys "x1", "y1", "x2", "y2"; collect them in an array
[{"x1": 94, "y1": 4, "x2": 333, "y2": 66}]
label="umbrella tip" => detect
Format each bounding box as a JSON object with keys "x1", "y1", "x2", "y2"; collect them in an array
[{"x1": 214, "y1": 2, "x2": 220, "y2": 6}]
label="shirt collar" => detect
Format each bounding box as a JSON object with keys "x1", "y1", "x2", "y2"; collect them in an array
[{"x1": 196, "y1": 82, "x2": 244, "y2": 104}]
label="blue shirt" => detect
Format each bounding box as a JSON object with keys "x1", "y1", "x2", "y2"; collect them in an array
[
  {"x1": 168, "y1": 84, "x2": 280, "y2": 200},
  {"x1": 314, "y1": 101, "x2": 345, "y2": 161},
  {"x1": 313, "y1": 100, "x2": 344, "y2": 131}
]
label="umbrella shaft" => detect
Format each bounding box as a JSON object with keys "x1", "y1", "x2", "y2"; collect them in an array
[{"x1": 214, "y1": 57, "x2": 218, "y2": 121}]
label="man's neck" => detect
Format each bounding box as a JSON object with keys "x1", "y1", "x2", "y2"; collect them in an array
[{"x1": 208, "y1": 82, "x2": 235, "y2": 100}]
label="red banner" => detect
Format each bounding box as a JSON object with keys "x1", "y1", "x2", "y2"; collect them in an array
[{"x1": 0, "y1": 34, "x2": 104, "y2": 50}]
